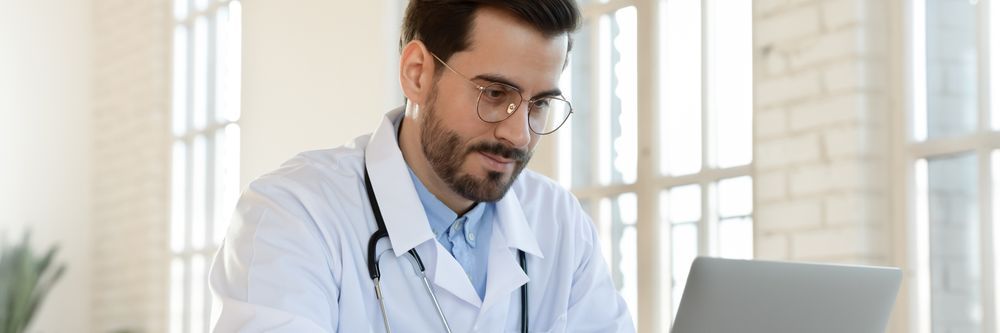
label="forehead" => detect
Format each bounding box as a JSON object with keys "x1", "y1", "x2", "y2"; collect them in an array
[{"x1": 447, "y1": 7, "x2": 569, "y2": 92}]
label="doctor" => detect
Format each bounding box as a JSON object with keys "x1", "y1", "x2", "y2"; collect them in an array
[{"x1": 209, "y1": 0, "x2": 635, "y2": 332}]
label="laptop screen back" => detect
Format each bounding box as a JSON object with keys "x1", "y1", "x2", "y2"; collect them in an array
[{"x1": 671, "y1": 257, "x2": 902, "y2": 333}]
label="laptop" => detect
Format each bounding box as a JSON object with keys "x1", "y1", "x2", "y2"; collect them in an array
[{"x1": 671, "y1": 257, "x2": 902, "y2": 333}]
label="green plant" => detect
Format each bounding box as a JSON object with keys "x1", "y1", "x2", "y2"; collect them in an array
[{"x1": 0, "y1": 231, "x2": 66, "y2": 333}]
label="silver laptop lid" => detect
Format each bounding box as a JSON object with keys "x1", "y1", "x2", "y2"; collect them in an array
[{"x1": 671, "y1": 257, "x2": 902, "y2": 333}]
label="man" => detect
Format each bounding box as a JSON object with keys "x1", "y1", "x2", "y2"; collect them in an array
[{"x1": 209, "y1": 0, "x2": 635, "y2": 332}]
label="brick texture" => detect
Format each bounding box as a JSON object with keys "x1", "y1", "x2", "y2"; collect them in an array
[
  {"x1": 753, "y1": 0, "x2": 891, "y2": 265},
  {"x1": 91, "y1": 0, "x2": 172, "y2": 332}
]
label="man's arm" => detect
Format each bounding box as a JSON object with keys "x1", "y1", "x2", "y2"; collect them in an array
[
  {"x1": 565, "y1": 213, "x2": 637, "y2": 332},
  {"x1": 209, "y1": 184, "x2": 341, "y2": 332}
]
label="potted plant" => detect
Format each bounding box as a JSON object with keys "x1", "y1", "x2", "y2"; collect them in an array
[{"x1": 0, "y1": 231, "x2": 66, "y2": 333}]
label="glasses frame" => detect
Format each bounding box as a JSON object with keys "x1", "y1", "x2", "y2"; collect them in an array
[{"x1": 429, "y1": 52, "x2": 573, "y2": 135}]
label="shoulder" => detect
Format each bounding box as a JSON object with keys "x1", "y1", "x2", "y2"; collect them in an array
[
  {"x1": 231, "y1": 134, "x2": 372, "y2": 248},
  {"x1": 245, "y1": 134, "x2": 370, "y2": 203}
]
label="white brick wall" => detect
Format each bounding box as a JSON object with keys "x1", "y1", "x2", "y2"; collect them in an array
[
  {"x1": 753, "y1": 0, "x2": 890, "y2": 266},
  {"x1": 92, "y1": 0, "x2": 171, "y2": 332}
]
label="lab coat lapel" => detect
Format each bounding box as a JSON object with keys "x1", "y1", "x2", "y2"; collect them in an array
[
  {"x1": 364, "y1": 108, "x2": 436, "y2": 257},
  {"x1": 479, "y1": 190, "x2": 544, "y2": 314},
  {"x1": 431, "y1": 241, "x2": 484, "y2": 307},
  {"x1": 478, "y1": 224, "x2": 528, "y2": 316},
  {"x1": 365, "y1": 109, "x2": 483, "y2": 308}
]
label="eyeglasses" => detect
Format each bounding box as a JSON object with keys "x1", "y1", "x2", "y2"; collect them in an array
[{"x1": 430, "y1": 52, "x2": 573, "y2": 135}]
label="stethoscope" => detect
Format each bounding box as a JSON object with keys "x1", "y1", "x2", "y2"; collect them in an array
[{"x1": 363, "y1": 166, "x2": 529, "y2": 333}]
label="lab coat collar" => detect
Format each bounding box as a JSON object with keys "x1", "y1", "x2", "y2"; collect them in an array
[
  {"x1": 495, "y1": 192, "x2": 545, "y2": 259},
  {"x1": 364, "y1": 108, "x2": 436, "y2": 257}
]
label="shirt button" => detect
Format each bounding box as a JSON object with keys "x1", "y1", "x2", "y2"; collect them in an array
[{"x1": 468, "y1": 232, "x2": 476, "y2": 241}]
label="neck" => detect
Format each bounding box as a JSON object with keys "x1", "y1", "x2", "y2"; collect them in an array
[{"x1": 399, "y1": 102, "x2": 475, "y2": 214}]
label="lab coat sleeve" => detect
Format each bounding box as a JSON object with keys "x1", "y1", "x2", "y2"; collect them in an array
[
  {"x1": 209, "y1": 183, "x2": 340, "y2": 333},
  {"x1": 565, "y1": 212, "x2": 637, "y2": 333}
]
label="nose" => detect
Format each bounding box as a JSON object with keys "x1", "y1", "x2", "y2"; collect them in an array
[{"x1": 493, "y1": 101, "x2": 532, "y2": 149}]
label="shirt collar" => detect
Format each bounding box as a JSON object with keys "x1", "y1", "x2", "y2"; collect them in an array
[{"x1": 406, "y1": 166, "x2": 489, "y2": 242}]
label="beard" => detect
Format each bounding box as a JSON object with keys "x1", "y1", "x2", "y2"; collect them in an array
[{"x1": 419, "y1": 88, "x2": 533, "y2": 202}]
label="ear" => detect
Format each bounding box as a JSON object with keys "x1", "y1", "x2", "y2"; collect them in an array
[{"x1": 399, "y1": 40, "x2": 436, "y2": 106}]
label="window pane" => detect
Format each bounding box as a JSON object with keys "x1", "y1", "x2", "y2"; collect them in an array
[
  {"x1": 188, "y1": 254, "x2": 207, "y2": 333},
  {"x1": 213, "y1": 7, "x2": 229, "y2": 125},
  {"x1": 994, "y1": 151, "x2": 1000, "y2": 311},
  {"x1": 718, "y1": 217, "x2": 752, "y2": 259},
  {"x1": 993, "y1": 0, "x2": 1000, "y2": 130},
  {"x1": 224, "y1": 1, "x2": 242, "y2": 122},
  {"x1": 717, "y1": 176, "x2": 752, "y2": 218},
  {"x1": 662, "y1": 185, "x2": 701, "y2": 316},
  {"x1": 670, "y1": 222, "x2": 698, "y2": 316},
  {"x1": 925, "y1": 0, "x2": 978, "y2": 139},
  {"x1": 604, "y1": 7, "x2": 638, "y2": 184},
  {"x1": 191, "y1": 135, "x2": 207, "y2": 249},
  {"x1": 169, "y1": 258, "x2": 185, "y2": 333},
  {"x1": 596, "y1": 193, "x2": 638, "y2": 327},
  {"x1": 660, "y1": 0, "x2": 702, "y2": 176},
  {"x1": 927, "y1": 153, "x2": 981, "y2": 332},
  {"x1": 613, "y1": 193, "x2": 638, "y2": 326},
  {"x1": 192, "y1": 16, "x2": 209, "y2": 131},
  {"x1": 194, "y1": 0, "x2": 209, "y2": 11},
  {"x1": 668, "y1": 184, "x2": 702, "y2": 223},
  {"x1": 171, "y1": 141, "x2": 188, "y2": 253},
  {"x1": 717, "y1": 176, "x2": 753, "y2": 259},
  {"x1": 707, "y1": 0, "x2": 752, "y2": 168},
  {"x1": 172, "y1": 25, "x2": 189, "y2": 136},
  {"x1": 173, "y1": 0, "x2": 190, "y2": 21},
  {"x1": 214, "y1": 124, "x2": 240, "y2": 245},
  {"x1": 602, "y1": 7, "x2": 638, "y2": 185},
  {"x1": 564, "y1": 8, "x2": 637, "y2": 187},
  {"x1": 215, "y1": 4, "x2": 242, "y2": 124},
  {"x1": 565, "y1": 21, "x2": 596, "y2": 188}
]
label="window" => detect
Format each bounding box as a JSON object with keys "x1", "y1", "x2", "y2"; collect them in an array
[
  {"x1": 169, "y1": 1, "x2": 242, "y2": 332},
  {"x1": 557, "y1": 0, "x2": 753, "y2": 330},
  {"x1": 909, "y1": 0, "x2": 1000, "y2": 332}
]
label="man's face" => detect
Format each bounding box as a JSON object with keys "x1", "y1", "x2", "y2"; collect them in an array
[{"x1": 419, "y1": 7, "x2": 569, "y2": 202}]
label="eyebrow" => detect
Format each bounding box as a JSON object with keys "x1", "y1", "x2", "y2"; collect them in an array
[{"x1": 472, "y1": 73, "x2": 564, "y2": 100}]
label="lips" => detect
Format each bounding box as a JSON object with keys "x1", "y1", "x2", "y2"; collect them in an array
[{"x1": 478, "y1": 152, "x2": 514, "y2": 172}]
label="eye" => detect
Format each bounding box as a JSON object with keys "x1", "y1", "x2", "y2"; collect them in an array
[
  {"x1": 531, "y1": 99, "x2": 551, "y2": 109},
  {"x1": 484, "y1": 87, "x2": 505, "y2": 100},
  {"x1": 480, "y1": 84, "x2": 516, "y2": 105}
]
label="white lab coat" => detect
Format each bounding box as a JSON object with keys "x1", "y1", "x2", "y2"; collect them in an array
[{"x1": 209, "y1": 108, "x2": 635, "y2": 332}]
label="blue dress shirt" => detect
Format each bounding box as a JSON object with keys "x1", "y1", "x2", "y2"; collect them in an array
[{"x1": 407, "y1": 167, "x2": 494, "y2": 300}]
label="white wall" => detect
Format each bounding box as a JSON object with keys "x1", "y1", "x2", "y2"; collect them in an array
[
  {"x1": 241, "y1": 0, "x2": 404, "y2": 186},
  {"x1": 0, "y1": 0, "x2": 93, "y2": 332}
]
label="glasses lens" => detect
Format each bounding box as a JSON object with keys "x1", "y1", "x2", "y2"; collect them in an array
[
  {"x1": 529, "y1": 98, "x2": 572, "y2": 134},
  {"x1": 477, "y1": 83, "x2": 523, "y2": 123}
]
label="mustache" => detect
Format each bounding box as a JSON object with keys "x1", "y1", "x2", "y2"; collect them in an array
[{"x1": 467, "y1": 142, "x2": 530, "y2": 162}]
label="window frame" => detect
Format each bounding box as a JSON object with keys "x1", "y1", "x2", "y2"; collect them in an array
[
  {"x1": 901, "y1": 0, "x2": 1000, "y2": 332},
  {"x1": 168, "y1": 1, "x2": 242, "y2": 332},
  {"x1": 557, "y1": 0, "x2": 754, "y2": 331}
]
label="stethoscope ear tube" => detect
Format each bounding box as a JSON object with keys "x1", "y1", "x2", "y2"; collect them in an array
[{"x1": 365, "y1": 169, "x2": 388, "y2": 280}]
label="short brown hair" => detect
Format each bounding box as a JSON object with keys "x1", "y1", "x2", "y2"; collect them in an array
[{"x1": 401, "y1": 0, "x2": 581, "y2": 64}]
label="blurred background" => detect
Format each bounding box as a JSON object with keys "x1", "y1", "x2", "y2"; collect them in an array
[{"x1": 1, "y1": 0, "x2": 997, "y2": 332}]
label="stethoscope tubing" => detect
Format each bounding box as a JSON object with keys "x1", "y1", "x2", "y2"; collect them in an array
[{"x1": 363, "y1": 165, "x2": 527, "y2": 333}]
